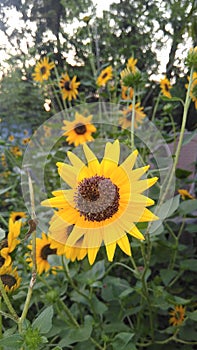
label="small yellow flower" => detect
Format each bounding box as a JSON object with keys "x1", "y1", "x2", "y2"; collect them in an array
[
  {"x1": 59, "y1": 73, "x2": 80, "y2": 101},
  {"x1": 10, "y1": 211, "x2": 27, "y2": 223},
  {"x1": 10, "y1": 146, "x2": 22, "y2": 157},
  {"x1": 121, "y1": 86, "x2": 134, "y2": 100},
  {"x1": 169, "y1": 305, "x2": 186, "y2": 327},
  {"x1": 119, "y1": 103, "x2": 146, "y2": 129},
  {"x1": 160, "y1": 76, "x2": 172, "y2": 98},
  {"x1": 22, "y1": 137, "x2": 31, "y2": 145},
  {"x1": 27, "y1": 233, "x2": 57, "y2": 275},
  {"x1": 96, "y1": 66, "x2": 113, "y2": 87},
  {"x1": 178, "y1": 189, "x2": 195, "y2": 200},
  {"x1": 0, "y1": 218, "x2": 21, "y2": 267},
  {"x1": 8, "y1": 135, "x2": 15, "y2": 142},
  {"x1": 0, "y1": 265, "x2": 21, "y2": 293},
  {"x1": 32, "y1": 57, "x2": 55, "y2": 83},
  {"x1": 127, "y1": 56, "x2": 138, "y2": 73},
  {"x1": 62, "y1": 112, "x2": 96, "y2": 147}
]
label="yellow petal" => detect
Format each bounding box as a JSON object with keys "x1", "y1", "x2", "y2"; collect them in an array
[
  {"x1": 117, "y1": 235, "x2": 131, "y2": 256},
  {"x1": 103, "y1": 140, "x2": 120, "y2": 164},
  {"x1": 128, "y1": 225, "x2": 145, "y2": 240},
  {"x1": 121, "y1": 149, "x2": 138, "y2": 172},
  {"x1": 131, "y1": 165, "x2": 150, "y2": 181},
  {"x1": 83, "y1": 143, "x2": 100, "y2": 174},
  {"x1": 105, "y1": 242, "x2": 116, "y2": 261},
  {"x1": 56, "y1": 162, "x2": 77, "y2": 187},
  {"x1": 131, "y1": 177, "x2": 158, "y2": 193},
  {"x1": 88, "y1": 247, "x2": 100, "y2": 265}
]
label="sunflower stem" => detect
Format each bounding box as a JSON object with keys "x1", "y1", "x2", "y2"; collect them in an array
[
  {"x1": 151, "y1": 92, "x2": 161, "y2": 122},
  {"x1": 18, "y1": 172, "x2": 37, "y2": 334},
  {"x1": 158, "y1": 67, "x2": 193, "y2": 207},
  {"x1": 0, "y1": 278, "x2": 18, "y2": 322}
]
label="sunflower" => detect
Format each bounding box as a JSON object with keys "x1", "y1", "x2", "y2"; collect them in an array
[
  {"x1": 59, "y1": 73, "x2": 80, "y2": 101},
  {"x1": 185, "y1": 72, "x2": 197, "y2": 109},
  {"x1": 8, "y1": 135, "x2": 15, "y2": 142},
  {"x1": 62, "y1": 112, "x2": 96, "y2": 147},
  {"x1": 41, "y1": 140, "x2": 158, "y2": 265},
  {"x1": 10, "y1": 146, "x2": 22, "y2": 157},
  {"x1": 27, "y1": 233, "x2": 58, "y2": 275},
  {"x1": 49, "y1": 213, "x2": 87, "y2": 262},
  {"x1": 0, "y1": 218, "x2": 21, "y2": 267},
  {"x1": 169, "y1": 305, "x2": 186, "y2": 327},
  {"x1": 96, "y1": 66, "x2": 113, "y2": 87},
  {"x1": 0, "y1": 265, "x2": 21, "y2": 293},
  {"x1": 119, "y1": 103, "x2": 146, "y2": 129},
  {"x1": 178, "y1": 189, "x2": 195, "y2": 200},
  {"x1": 160, "y1": 76, "x2": 172, "y2": 98},
  {"x1": 32, "y1": 57, "x2": 55, "y2": 83},
  {"x1": 22, "y1": 137, "x2": 30, "y2": 145},
  {"x1": 127, "y1": 56, "x2": 138, "y2": 73},
  {"x1": 10, "y1": 211, "x2": 26, "y2": 223},
  {"x1": 121, "y1": 86, "x2": 134, "y2": 100}
]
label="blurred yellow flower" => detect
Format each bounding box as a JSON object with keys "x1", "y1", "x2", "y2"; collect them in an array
[
  {"x1": 0, "y1": 265, "x2": 21, "y2": 293},
  {"x1": 62, "y1": 112, "x2": 96, "y2": 147},
  {"x1": 178, "y1": 189, "x2": 195, "y2": 200},
  {"x1": 119, "y1": 102, "x2": 146, "y2": 129},
  {"x1": 32, "y1": 57, "x2": 55, "y2": 83},
  {"x1": 160, "y1": 76, "x2": 172, "y2": 98},
  {"x1": 169, "y1": 305, "x2": 186, "y2": 327},
  {"x1": 97, "y1": 66, "x2": 113, "y2": 87},
  {"x1": 59, "y1": 73, "x2": 80, "y2": 101}
]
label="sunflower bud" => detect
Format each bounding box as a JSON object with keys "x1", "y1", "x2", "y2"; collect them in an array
[
  {"x1": 185, "y1": 46, "x2": 197, "y2": 70},
  {"x1": 120, "y1": 67, "x2": 143, "y2": 89}
]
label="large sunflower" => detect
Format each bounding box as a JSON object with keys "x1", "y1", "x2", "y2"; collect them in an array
[
  {"x1": 0, "y1": 265, "x2": 21, "y2": 293},
  {"x1": 32, "y1": 57, "x2": 55, "y2": 83},
  {"x1": 59, "y1": 73, "x2": 80, "y2": 101},
  {"x1": 27, "y1": 233, "x2": 57, "y2": 275},
  {"x1": 119, "y1": 103, "x2": 146, "y2": 129},
  {"x1": 160, "y1": 76, "x2": 172, "y2": 98},
  {"x1": 42, "y1": 140, "x2": 158, "y2": 265},
  {"x1": 0, "y1": 218, "x2": 21, "y2": 267},
  {"x1": 62, "y1": 112, "x2": 96, "y2": 147},
  {"x1": 96, "y1": 66, "x2": 113, "y2": 87}
]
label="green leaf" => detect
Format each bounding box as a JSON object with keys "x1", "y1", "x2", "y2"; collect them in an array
[
  {"x1": 0, "y1": 186, "x2": 13, "y2": 195},
  {"x1": 77, "y1": 260, "x2": 105, "y2": 285},
  {"x1": 160, "y1": 269, "x2": 177, "y2": 286},
  {"x1": 91, "y1": 295, "x2": 108, "y2": 315},
  {"x1": 32, "y1": 306, "x2": 53, "y2": 334},
  {"x1": 179, "y1": 199, "x2": 197, "y2": 215},
  {"x1": 175, "y1": 168, "x2": 192, "y2": 179},
  {"x1": 112, "y1": 332, "x2": 135, "y2": 350},
  {"x1": 187, "y1": 310, "x2": 197, "y2": 321},
  {"x1": 0, "y1": 334, "x2": 23, "y2": 348},
  {"x1": 58, "y1": 315, "x2": 93, "y2": 347},
  {"x1": 180, "y1": 259, "x2": 197, "y2": 272}
]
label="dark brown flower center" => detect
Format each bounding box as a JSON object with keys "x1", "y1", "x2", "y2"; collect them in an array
[
  {"x1": 41, "y1": 244, "x2": 57, "y2": 260},
  {"x1": 164, "y1": 83, "x2": 169, "y2": 91},
  {"x1": 14, "y1": 215, "x2": 22, "y2": 221},
  {"x1": 64, "y1": 81, "x2": 72, "y2": 91},
  {"x1": 74, "y1": 123, "x2": 87, "y2": 135},
  {"x1": 0, "y1": 239, "x2": 8, "y2": 250},
  {"x1": 74, "y1": 175, "x2": 120, "y2": 222},
  {"x1": 41, "y1": 66, "x2": 47, "y2": 75},
  {"x1": 1, "y1": 274, "x2": 16, "y2": 288},
  {"x1": 102, "y1": 72, "x2": 108, "y2": 79}
]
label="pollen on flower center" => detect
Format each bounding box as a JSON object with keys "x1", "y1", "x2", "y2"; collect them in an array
[
  {"x1": 74, "y1": 175, "x2": 120, "y2": 222},
  {"x1": 74, "y1": 123, "x2": 87, "y2": 135},
  {"x1": 41, "y1": 244, "x2": 57, "y2": 260},
  {"x1": 1, "y1": 274, "x2": 16, "y2": 288}
]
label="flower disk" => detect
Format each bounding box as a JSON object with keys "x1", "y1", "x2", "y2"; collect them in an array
[
  {"x1": 41, "y1": 140, "x2": 158, "y2": 265},
  {"x1": 59, "y1": 73, "x2": 80, "y2": 101}
]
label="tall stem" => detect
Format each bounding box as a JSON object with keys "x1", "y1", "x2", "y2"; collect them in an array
[{"x1": 131, "y1": 90, "x2": 136, "y2": 151}]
